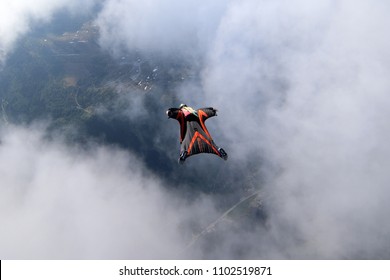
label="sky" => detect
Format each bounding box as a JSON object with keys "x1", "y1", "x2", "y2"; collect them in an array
[{"x1": 1, "y1": 0, "x2": 390, "y2": 259}]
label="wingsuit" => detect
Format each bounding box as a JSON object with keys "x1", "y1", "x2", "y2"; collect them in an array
[{"x1": 166, "y1": 104, "x2": 228, "y2": 164}]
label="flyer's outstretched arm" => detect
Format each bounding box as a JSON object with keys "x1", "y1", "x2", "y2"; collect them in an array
[
  {"x1": 197, "y1": 107, "x2": 218, "y2": 121},
  {"x1": 166, "y1": 108, "x2": 186, "y2": 143}
]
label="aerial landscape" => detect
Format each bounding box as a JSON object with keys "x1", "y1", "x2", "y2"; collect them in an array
[{"x1": 1, "y1": 0, "x2": 390, "y2": 259}]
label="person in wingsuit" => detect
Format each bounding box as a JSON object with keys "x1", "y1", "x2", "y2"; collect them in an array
[{"x1": 166, "y1": 104, "x2": 228, "y2": 164}]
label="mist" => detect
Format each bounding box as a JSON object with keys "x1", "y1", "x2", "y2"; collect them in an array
[
  {"x1": 96, "y1": 0, "x2": 230, "y2": 59},
  {"x1": 0, "y1": 125, "x2": 220, "y2": 259},
  {"x1": 201, "y1": 0, "x2": 390, "y2": 258}
]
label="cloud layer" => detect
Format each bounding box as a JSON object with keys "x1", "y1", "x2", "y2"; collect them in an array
[
  {"x1": 0, "y1": 125, "x2": 218, "y2": 259},
  {"x1": 96, "y1": 0, "x2": 229, "y2": 59},
  {"x1": 202, "y1": 0, "x2": 390, "y2": 258}
]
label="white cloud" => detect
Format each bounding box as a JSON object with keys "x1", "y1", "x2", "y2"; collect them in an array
[
  {"x1": 202, "y1": 0, "x2": 390, "y2": 258},
  {"x1": 96, "y1": 0, "x2": 230, "y2": 58},
  {"x1": 0, "y1": 125, "x2": 218, "y2": 259}
]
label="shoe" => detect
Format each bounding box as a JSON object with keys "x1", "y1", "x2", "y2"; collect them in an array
[
  {"x1": 218, "y1": 148, "x2": 228, "y2": 160},
  {"x1": 178, "y1": 151, "x2": 188, "y2": 164}
]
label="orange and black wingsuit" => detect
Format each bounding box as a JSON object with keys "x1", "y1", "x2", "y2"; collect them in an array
[{"x1": 166, "y1": 104, "x2": 228, "y2": 164}]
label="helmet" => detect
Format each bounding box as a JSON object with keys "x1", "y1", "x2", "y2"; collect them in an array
[{"x1": 179, "y1": 103, "x2": 187, "y2": 109}]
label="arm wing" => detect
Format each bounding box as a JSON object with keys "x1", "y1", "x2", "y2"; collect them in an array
[
  {"x1": 167, "y1": 108, "x2": 186, "y2": 143},
  {"x1": 197, "y1": 107, "x2": 217, "y2": 121}
]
